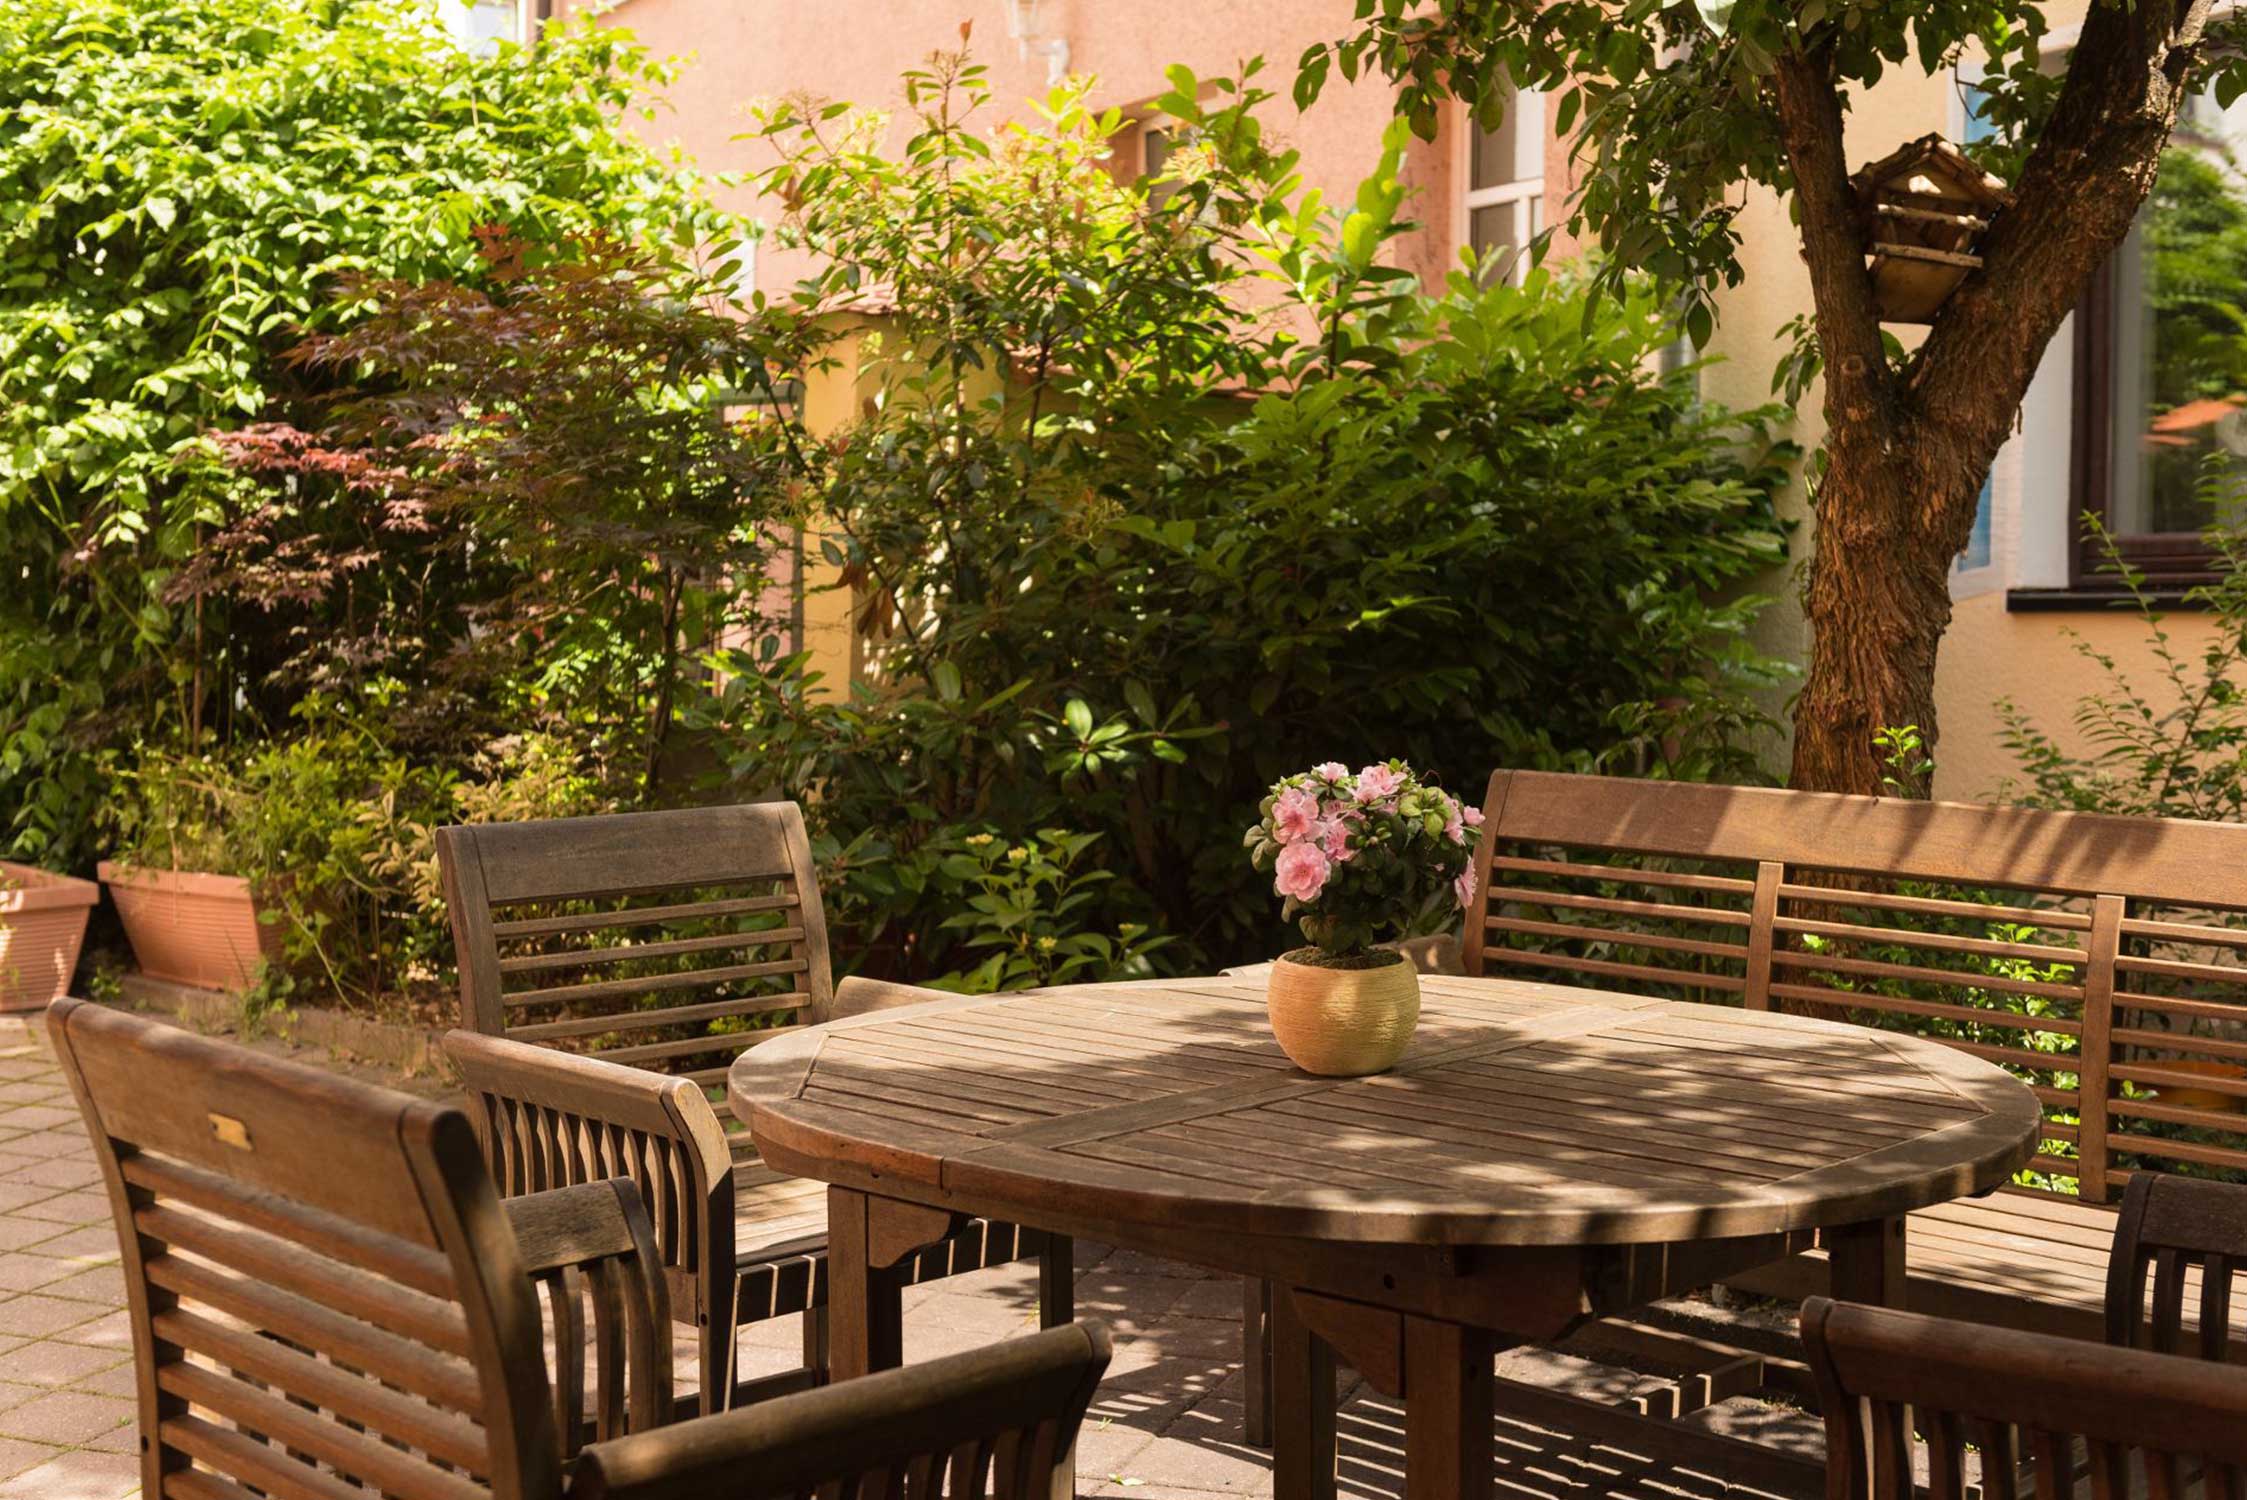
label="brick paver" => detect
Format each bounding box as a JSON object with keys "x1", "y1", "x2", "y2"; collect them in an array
[
  {"x1": 0, "y1": 1010, "x2": 1821, "y2": 1500},
  {"x1": 0, "y1": 1016, "x2": 136, "y2": 1493}
]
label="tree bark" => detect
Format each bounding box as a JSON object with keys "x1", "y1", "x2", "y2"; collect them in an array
[{"x1": 1781, "y1": 2, "x2": 2216, "y2": 795}]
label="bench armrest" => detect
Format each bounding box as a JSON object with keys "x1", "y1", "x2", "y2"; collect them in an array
[{"x1": 567, "y1": 1321, "x2": 1111, "y2": 1500}]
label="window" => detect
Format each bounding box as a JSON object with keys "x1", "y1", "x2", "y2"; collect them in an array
[
  {"x1": 2072, "y1": 82, "x2": 2247, "y2": 587},
  {"x1": 1464, "y1": 87, "x2": 1545, "y2": 285},
  {"x1": 442, "y1": 0, "x2": 521, "y2": 53}
]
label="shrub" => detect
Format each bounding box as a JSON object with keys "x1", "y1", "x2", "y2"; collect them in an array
[
  {"x1": 102, "y1": 722, "x2": 610, "y2": 1013},
  {"x1": 704, "y1": 54, "x2": 1793, "y2": 975},
  {"x1": 1999, "y1": 515, "x2": 2247, "y2": 822}
]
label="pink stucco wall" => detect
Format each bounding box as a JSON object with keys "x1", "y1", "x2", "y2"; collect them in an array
[{"x1": 551, "y1": 0, "x2": 1559, "y2": 295}]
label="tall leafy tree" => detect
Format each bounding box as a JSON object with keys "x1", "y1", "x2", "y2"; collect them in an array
[
  {"x1": 1300, "y1": 1, "x2": 2247, "y2": 794},
  {"x1": 0, "y1": 0, "x2": 735, "y2": 861}
]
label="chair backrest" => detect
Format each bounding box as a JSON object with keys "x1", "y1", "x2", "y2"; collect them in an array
[
  {"x1": 49, "y1": 996, "x2": 568, "y2": 1500},
  {"x1": 439, "y1": 803, "x2": 837, "y2": 1149},
  {"x1": 570, "y1": 1320, "x2": 1113, "y2": 1500},
  {"x1": 1462, "y1": 768, "x2": 2247, "y2": 1204},
  {"x1": 1802, "y1": 1296, "x2": 2247, "y2": 1500},
  {"x1": 2108, "y1": 1170, "x2": 2247, "y2": 1360}
]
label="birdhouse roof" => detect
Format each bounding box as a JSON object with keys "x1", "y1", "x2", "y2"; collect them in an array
[{"x1": 1851, "y1": 133, "x2": 2014, "y2": 211}]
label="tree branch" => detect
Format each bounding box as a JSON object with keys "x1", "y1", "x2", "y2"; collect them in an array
[{"x1": 1911, "y1": 0, "x2": 2213, "y2": 441}]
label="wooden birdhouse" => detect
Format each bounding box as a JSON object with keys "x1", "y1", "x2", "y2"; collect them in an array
[{"x1": 1850, "y1": 134, "x2": 2013, "y2": 323}]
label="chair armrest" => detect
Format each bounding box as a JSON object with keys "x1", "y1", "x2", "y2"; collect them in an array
[
  {"x1": 501, "y1": 1179, "x2": 673, "y2": 1449},
  {"x1": 1392, "y1": 932, "x2": 1464, "y2": 975},
  {"x1": 504, "y1": 1179, "x2": 667, "y2": 1284},
  {"x1": 567, "y1": 1321, "x2": 1112, "y2": 1500},
  {"x1": 444, "y1": 1029, "x2": 733, "y2": 1193},
  {"x1": 828, "y1": 975, "x2": 960, "y2": 1021}
]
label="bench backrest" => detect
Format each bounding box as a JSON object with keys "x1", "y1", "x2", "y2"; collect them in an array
[
  {"x1": 49, "y1": 997, "x2": 567, "y2": 1500},
  {"x1": 1461, "y1": 770, "x2": 2247, "y2": 1204},
  {"x1": 440, "y1": 802, "x2": 837, "y2": 1153}
]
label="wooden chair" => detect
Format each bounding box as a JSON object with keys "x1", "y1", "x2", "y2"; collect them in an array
[
  {"x1": 1802, "y1": 1294, "x2": 2247, "y2": 1500},
  {"x1": 438, "y1": 804, "x2": 1066, "y2": 1413},
  {"x1": 51, "y1": 997, "x2": 1113, "y2": 1500},
  {"x1": 2108, "y1": 1170, "x2": 2247, "y2": 1360}
]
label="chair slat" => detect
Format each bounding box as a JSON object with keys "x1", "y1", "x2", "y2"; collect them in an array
[
  {"x1": 152, "y1": 1307, "x2": 487, "y2": 1473},
  {"x1": 145, "y1": 1247, "x2": 483, "y2": 1414},
  {"x1": 137, "y1": 1203, "x2": 471, "y2": 1356},
  {"x1": 500, "y1": 961, "x2": 809, "y2": 1010},
  {"x1": 491, "y1": 893, "x2": 800, "y2": 940},
  {"x1": 497, "y1": 928, "x2": 806, "y2": 977},
  {"x1": 159, "y1": 1361, "x2": 489, "y2": 1500},
  {"x1": 120, "y1": 1154, "x2": 455, "y2": 1298},
  {"x1": 507, "y1": 997, "x2": 797, "y2": 1044}
]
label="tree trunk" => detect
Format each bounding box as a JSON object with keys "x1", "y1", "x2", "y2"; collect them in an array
[
  {"x1": 1788, "y1": 433, "x2": 1966, "y2": 795},
  {"x1": 1774, "y1": 2, "x2": 2213, "y2": 796}
]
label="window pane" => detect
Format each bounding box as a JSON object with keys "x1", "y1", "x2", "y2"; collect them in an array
[
  {"x1": 1470, "y1": 89, "x2": 1542, "y2": 191},
  {"x1": 1471, "y1": 204, "x2": 1515, "y2": 284},
  {"x1": 1958, "y1": 474, "x2": 1993, "y2": 571},
  {"x1": 1143, "y1": 126, "x2": 1172, "y2": 178},
  {"x1": 2110, "y1": 137, "x2": 2247, "y2": 535}
]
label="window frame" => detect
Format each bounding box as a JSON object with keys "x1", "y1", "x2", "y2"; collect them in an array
[
  {"x1": 1458, "y1": 91, "x2": 1546, "y2": 287},
  {"x1": 2068, "y1": 193, "x2": 2230, "y2": 591}
]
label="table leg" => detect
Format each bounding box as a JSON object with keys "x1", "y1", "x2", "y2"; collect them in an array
[
  {"x1": 826, "y1": 1185, "x2": 906, "y2": 1382},
  {"x1": 1269, "y1": 1284, "x2": 1337, "y2": 1500},
  {"x1": 1828, "y1": 1214, "x2": 1908, "y2": 1308},
  {"x1": 1243, "y1": 1277, "x2": 1273, "y2": 1449},
  {"x1": 1402, "y1": 1316, "x2": 1495, "y2": 1500},
  {"x1": 1036, "y1": 1234, "x2": 1077, "y2": 1500}
]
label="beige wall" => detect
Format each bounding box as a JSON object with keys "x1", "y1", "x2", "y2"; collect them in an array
[{"x1": 554, "y1": 0, "x2": 1457, "y2": 291}]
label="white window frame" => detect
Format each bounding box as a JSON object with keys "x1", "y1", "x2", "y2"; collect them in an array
[{"x1": 1459, "y1": 89, "x2": 1546, "y2": 286}]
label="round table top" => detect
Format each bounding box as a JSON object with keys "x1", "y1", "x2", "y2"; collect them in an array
[{"x1": 730, "y1": 973, "x2": 2043, "y2": 1248}]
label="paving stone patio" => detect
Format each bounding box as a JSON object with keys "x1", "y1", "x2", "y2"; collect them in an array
[{"x1": 0, "y1": 1009, "x2": 1820, "y2": 1500}]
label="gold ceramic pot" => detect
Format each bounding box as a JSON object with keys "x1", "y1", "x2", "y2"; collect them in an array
[{"x1": 1265, "y1": 950, "x2": 1420, "y2": 1077}]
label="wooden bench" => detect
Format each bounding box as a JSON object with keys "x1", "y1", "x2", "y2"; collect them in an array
[{"x1": 1456, "y1": 769, "x2": 2247, "y2": 1348}]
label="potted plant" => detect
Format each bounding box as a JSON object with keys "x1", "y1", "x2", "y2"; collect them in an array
[
  {"x1": 1244, "y1": 761, "x2": 1480, "y2": 1076},
  {"x1": 97, "y1": 751, "x2": 277, "y2": 993},
  {"x1": 0, "y1": 863, "x2": 100, "y2": 1013}
]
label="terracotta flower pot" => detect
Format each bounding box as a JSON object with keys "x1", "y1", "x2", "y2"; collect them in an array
[
  {"x1": 2151, "y1": 1059, "x2": 2247, "y2": 1115},
  {"x1": 0, "y1": 862, "x2": 99, "y2": 1013},
  {"x1": 98, "y1": 862, "x2": 275, "y2": 993},
  {"x1": 1265, "y1": 949, "x2": 1420, "y2": 1077}
]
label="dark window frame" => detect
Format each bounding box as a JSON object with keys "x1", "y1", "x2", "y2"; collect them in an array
[{"x1": 2068, "y1": 217, "x2": 2227, "y2": 592}]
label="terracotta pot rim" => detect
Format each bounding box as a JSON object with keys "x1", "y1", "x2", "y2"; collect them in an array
[
  {"x1": 97, "y1": 861, "x2": 255, "y2": 898},
  {"x1": 0, "y1": 861, "x2": 100, "y2": 914}
]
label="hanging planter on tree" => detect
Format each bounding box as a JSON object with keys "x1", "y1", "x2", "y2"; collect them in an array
[{"x1": 1850, "y1": 134, "x2": 2013, "y2": 324}]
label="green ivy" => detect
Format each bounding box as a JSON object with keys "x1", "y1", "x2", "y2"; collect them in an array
[{"x1": 0, "y1": 0, "x2": 733, "y2": 864}]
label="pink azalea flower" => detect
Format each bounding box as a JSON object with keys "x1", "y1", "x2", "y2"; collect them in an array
[
  {"x1": 1320, "y1": 817, "x2": 1355, "y2": 863},
  {"x1": 1355, "y1": 763, "x2": 1403, "y2": 803},
  {"x1": 1454, "y1": 864, "x2": 1478, "y2": 910},
  {"x1": 1271, "y1": 786, "x2": 1322, "y2": 844},
  {"x1": 1312, "y1": 761, "x2": 1349, "y2": 782},
  {"x1": 1274, "y1": 841, "x2": 1331, "y2": 902},
  {"x1": 1443, "y1": 806, "x2": 1467, "y2": 845},
  {"x1": 1462, "y1": 804, "x2": 1485, "y2": 828}
]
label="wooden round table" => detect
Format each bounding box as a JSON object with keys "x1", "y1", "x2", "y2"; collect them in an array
[{"x1": 732, "y1": 972, "x2": 2041, "y2": 1499}]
